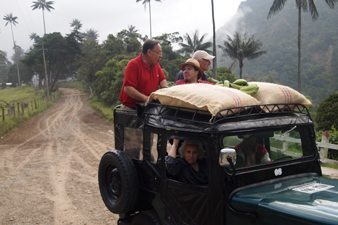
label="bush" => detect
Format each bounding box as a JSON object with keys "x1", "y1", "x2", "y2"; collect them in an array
[{"x1": 315, "y1": 92, "x2": 338, "y2": 131}]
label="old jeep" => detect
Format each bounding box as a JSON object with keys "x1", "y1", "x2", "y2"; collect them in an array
[{"x1": 98, "y1": 101, "x2": 338, "y2": 225}]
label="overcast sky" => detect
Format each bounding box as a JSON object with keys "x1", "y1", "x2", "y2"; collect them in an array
[{"x1": 0, "y1": 0, "x2": 245, "y2": 59}]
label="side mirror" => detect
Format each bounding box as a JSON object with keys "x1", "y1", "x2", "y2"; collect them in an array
[{"x1": 219, "y1": 148, "x2": 237, "y2": 167}]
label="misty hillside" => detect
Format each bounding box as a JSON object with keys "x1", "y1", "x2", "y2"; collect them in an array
[{"x1": 216, "y1": 0, "x2": 338, "y2": 105}]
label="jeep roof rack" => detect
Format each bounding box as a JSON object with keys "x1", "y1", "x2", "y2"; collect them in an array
[{"x1": 143, "y1": 101, "x2": 311, "y2": 126}]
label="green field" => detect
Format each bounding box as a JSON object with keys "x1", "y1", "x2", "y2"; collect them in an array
[
  {"x1": 0, "y1": 86, "x2": 44, "y2": 102},
  {"x1": 0, "y1": 86, "x2": 59, "y2": 136}
]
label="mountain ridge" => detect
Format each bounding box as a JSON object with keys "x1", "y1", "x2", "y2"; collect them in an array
[{"x1": 216, "y1": 0, "x2": 338, "y2": 105}]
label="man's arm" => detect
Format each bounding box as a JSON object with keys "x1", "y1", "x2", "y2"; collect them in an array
[
  {"x1": 124, "y1": 86, "x2": 148, "y2": 103},
  {"x1": 168, "y1": 139, "x2": 179, "y2": 158}
]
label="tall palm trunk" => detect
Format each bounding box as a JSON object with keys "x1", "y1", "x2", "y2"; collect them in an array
[
  {"x1": 239, "y1": 60, "x2": 243, "y2": 79},
  {"x1": 9, "y1": 23, "x2": 21, "y2": 86},
  {"x1": 211, "y1": 0, "x2": 217, "y2": 77},
  {"x1": 297, "y1": 6, "x2": 302, "y2": 91},
  {"x1": 148, "y1": 1, "x2": 152, "y2": 38},
  {"x1": 42, "y1": 9, "x2": 47, "y2": 34},
  {"x1": 41, "y1": 9, "x2": 49, "y2": 98}
]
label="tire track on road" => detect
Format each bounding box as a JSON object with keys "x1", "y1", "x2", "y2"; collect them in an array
[{"x1": 0, "y1": 88, "x2": 116, "y2": 225}]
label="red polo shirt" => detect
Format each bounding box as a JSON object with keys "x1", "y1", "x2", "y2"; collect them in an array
[{"x1": 119, "y1": 54, "x2": 166, "y2": 108}]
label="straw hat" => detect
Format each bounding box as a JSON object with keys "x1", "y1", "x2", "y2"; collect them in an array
[{"x1": 179, "y1": 58, "x2": 203, "y2": 78}]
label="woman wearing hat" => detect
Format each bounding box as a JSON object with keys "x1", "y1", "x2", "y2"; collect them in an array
[
  {"x1": 175, "y1": 58, "x2": 212, "y2": 85},
  {"x1": 165, "y1": 138, "x2": 208, "y2": 185}
]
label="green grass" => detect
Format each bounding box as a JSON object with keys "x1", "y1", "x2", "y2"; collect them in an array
[
  {"x1": 89, "y1": 97, "x2": 113, "y2": 121},
  {"x1": 322, "y1": 162, "x2": 338, "y2": 170},
  {"x1": 0, "y1": 86, "x2": 44, "y2": 102},
  {"x1": 0, "y1": 86, "x2": 59, "y2": 136}
]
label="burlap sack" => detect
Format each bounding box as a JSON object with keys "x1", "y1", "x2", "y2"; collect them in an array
[
  {"x1": 250, "y1": 82, "x2": 312, "y2": 107},
  {"x1": 148, "y1": 83, "x2": 259, "y2": 116}
]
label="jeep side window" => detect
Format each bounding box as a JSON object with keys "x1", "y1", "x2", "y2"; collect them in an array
[
  {"x1": 123, "y1": 127, "x2": 143, "y2": 160},
  {"x1": 222, "y1": 126, "x2": 315, "y2": 168},
  {"x1": 270, "y1": 126, "x2": 314, "y2": 161},
  {"x1": 149, "y1": 132, "x2": 158, "y2": 163}
]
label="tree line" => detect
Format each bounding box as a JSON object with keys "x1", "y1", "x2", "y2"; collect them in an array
[
  {"x1": 1, "y1": 0, "x2": 337, "y2": 107},
  {"x1": 1, "y1": 1, "x2": 269, "y2": 105}
]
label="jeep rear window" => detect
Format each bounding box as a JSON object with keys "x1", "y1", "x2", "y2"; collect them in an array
[{"x1": 222, "y1": 125, "x2": 315, "y2": 168}]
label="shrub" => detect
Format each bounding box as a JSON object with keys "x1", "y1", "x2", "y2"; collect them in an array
[{"x1": 315, "y1": 92, "x2": 338, "y2": 131}]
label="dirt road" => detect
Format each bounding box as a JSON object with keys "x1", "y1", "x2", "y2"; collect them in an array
[{"x1": 0, "y1": 88, "x2": 117, "y2": 225}]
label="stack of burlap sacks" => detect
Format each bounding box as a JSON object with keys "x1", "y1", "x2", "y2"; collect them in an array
[{"x1": 148, "y1": 82, "x2": 312, "y2": 116}]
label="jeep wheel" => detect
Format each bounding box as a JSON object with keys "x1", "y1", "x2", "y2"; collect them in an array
[
  {"x1": 131, "y1": 210, "x2": 161, "y2": 225},
  {"x1": 98, "y1": 150, "x2": 139, "y2": 214}
]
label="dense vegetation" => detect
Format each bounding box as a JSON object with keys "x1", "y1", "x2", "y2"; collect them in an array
[
  {"x1": 316, "y1": 92, "x2": 338, "y2": 131},
  {"x1": 216, "y1": 0, "x2": 338, "y2": 105}
]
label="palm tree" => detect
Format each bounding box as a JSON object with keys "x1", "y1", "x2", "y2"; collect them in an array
[
  {"x1": 211, "y1": 0, "x2": 217, "y2": 76},
  {"x1": 3, "y1": 13, "x2": 21, "y2": 86},
  {"x1": 31, "y1": 0, "x2": 55, "y2": 98},
  {"x1": 69, "y1": 19, "x2": 83, "y2": 42},
  {"x1": 84, "y1": 29, "x2": 99, "y2": 42},
  {"x1": 31, "y1": 0, "x2": 54, "y2": 34},
  {"x1": 70, "y1": 19, "x2": 82, "y2": 31},
  {"x1": 136, "y1": 0, "x2": 161, "y2": 38},
  {"x1": 268, "y1": 0, "x2": 336, "y2": 91},
  {"x1": 218, "y1": 32, "x2": 266, "y2": 78},
  {"x1": 178, "y1": 30, "x2": 212, "y2": 57}
]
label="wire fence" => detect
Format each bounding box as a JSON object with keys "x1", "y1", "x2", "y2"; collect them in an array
[{"x1": 0, "y1": 93, "x2": 57, "y2": 125}]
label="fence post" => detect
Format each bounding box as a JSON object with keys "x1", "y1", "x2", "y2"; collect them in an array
[
  {"x1": 282, "y1": 133, "x2": 289, "y2": 152},
  {"x1": 17, "y1": 102, "x2": 20, "y2": 114},
  {"x1": 320, "y1": 131, "x2": 330, "y2": 160},
  {"x1": 1, "y1": 107, "x2": 4, "y2": 121}
]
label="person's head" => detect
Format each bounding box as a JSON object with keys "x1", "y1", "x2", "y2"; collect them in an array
[
  {"x1": 142, "y1": 39, "x2": 162, "y2": 65},
  {"x1": 192, "y1": 50, "x2": 215, "y2": 71},
  {"x1": 179, "y1": 58, "x2": 203, "y2": 83},
  {"x1": 241, "y1": 135, "x2": 259, "y2": 154},
  {"x1": 178, "y1": 140, "x2": 203, "y2": 165}
]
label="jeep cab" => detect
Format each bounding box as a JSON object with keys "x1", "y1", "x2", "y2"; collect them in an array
[{"x1": 98, "y1": 101, "x2": 338, "y2": 225}]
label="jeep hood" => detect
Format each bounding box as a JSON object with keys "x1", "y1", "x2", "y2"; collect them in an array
[{"x1": 230, "y1": 175, "x2": 338, "y2": 225}]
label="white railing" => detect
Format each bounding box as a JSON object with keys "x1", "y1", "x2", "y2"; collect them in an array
[{"x1": 273, "y1": 133, "x2": 338, "y2": 160}]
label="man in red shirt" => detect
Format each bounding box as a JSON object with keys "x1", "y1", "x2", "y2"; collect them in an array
[{"x1": 119, "y1": 39, "x2": 168, "y2": 109}]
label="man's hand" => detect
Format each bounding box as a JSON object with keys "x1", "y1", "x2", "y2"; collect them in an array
[{"x1": 160, "y1": 79, "x2": 168, "y2": 88}]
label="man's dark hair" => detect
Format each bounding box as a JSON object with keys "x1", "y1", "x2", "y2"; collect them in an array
[{"x1": 142, "y1": 39, "x2": 160, "y2": 54}]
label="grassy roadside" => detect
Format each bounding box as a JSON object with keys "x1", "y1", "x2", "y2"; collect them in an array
[
  {"x1": 89, "y1": 97, "x2": 113, "y2": 121},
  {"x1": 322, "y1": 162, "x2": 338, "y2": 170},
  {"x1": 0, "y1": 86, "x2": 60, "y2": 137}
]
